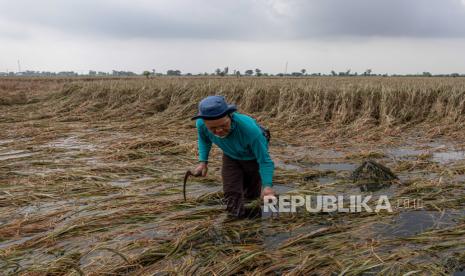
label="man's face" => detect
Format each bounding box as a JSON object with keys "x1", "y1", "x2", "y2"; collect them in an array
[{"x1": 204, "y1": 115, "x2": 231, "y2": 138}]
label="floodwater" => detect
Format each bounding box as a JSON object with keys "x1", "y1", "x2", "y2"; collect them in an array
[
  {"x1": 274, "y1": 159, "x2": 304, "y2": 172},
  {"x1": 3, "y1": 129, "x2": 465, "y2": 274},
  {"x1": 46, "y1": 136, "x2": 96, "y2": 151},
  {"x1": 262, "y1": 224, "x2": 326, "y2": 250},
  {"x1": 0, "y1": 150, "x2": 36, "y2": 161},
  {"x1": 273, "y1": 184, "x2": 294, "y2": 194},
  {"x1": 433, "y1": 150, "x2": 465, "y2": 164},
  {"x1": 386, "y1": 141, "x2": 465, "y2": 164},
  {"x1": 276, "y1": 161, "x2": 360, "y2": 173},
  {"x1": 0, "y1": 139, "x2": 14, "y2": 145},
  {"x1": 373, "y1": 210, "x2": 465, "y2": 238},
  {"x1": 311, "y1": 162, "x2": 358, "y2": 171},
  {"x1": 317, "y1": 176, "x2": 337, "y2": 185},
  {"x1": 109, "y1": 179, "x2": 132, "y2": 188}
]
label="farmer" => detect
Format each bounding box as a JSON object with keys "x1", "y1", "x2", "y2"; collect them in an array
[{"x1": 191, "y1": 95, "x2": 275, "y2": 218}]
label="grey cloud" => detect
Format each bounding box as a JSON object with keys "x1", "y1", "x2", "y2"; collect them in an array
[
  {"x1": 0, "y1": 0, "x2": 285, "y2": 40},
  {"x1": 290, "y1": 0, "x2": 465, "y2": 38},
  {"x1": 1, "y1": 0, "x2": 465, "y2": 40}
]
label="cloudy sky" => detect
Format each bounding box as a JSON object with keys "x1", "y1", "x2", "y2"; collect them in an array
[{"x1": 1, "y1": 0, "x2": 465, "y2": 74}]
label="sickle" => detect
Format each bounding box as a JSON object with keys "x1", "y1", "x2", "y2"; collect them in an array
[{"x1": 183, "y1": 170, "x2": 193, "y2": 201}]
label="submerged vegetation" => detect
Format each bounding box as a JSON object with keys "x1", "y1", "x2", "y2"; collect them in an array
[{"x1": 0, "y1": 77, "x2": 465, "y2": 275}]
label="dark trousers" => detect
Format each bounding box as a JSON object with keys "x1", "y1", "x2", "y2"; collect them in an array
[{"x1": 222, "y1": 154, "x2": 262, "y2": 218}]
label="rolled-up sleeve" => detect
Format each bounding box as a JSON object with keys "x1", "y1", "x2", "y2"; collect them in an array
[
  {"x1": 250, "y1": 134, "x2": 274, "y2": 187},
  {"x1": 196, "y1": 120, "x2": 212, "y2": 162}
]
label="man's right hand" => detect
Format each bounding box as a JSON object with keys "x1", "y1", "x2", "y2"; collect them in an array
[{"x1": 193, "y1": 162, "x2": 208, "y2": 177}]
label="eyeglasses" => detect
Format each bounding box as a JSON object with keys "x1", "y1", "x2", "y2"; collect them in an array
[
  {"x1": 207, "y1": 123, "x2": 230, "y2": 132},
  {"x1": 205, "y1": 118, "x2": 231, "y2": 132}
]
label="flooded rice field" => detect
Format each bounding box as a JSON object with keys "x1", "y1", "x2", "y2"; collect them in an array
[
  {"x1": 0, "y1": 120, "x2": 464, "y2": 275},
  {"x1": 1, "y1": 77, "x2": 465, "y2": 275}
]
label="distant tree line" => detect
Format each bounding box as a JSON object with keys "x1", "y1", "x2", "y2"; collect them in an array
[{"x1": 1, "y1": 68, "x2": 464, "y2": 78}]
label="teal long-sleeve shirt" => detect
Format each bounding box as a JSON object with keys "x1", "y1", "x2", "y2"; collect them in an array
[{"x1": 196, "y1": 112, "x2": 274, "y2": 187}]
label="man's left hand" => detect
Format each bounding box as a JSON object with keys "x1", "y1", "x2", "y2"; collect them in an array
[{"x1": 261, "y1": 186, "x2": 276, "y2": 199}]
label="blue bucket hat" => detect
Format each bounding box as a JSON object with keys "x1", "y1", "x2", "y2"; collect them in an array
[{"x1": 191, "y1": 95, "x2": 237, "y2": 120}]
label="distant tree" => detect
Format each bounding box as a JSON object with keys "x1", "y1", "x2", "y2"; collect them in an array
[
  {"x1": 167, "y1": 70, "x2": 181, "y2": 76},
  {"x1": 292, "y1": 72, "x2": 303, "y2": 76},
  {"x1": 451, "y1": 73, "x2": 460, "y2": 77},
  {"x1": 363, "y1": 69, "x2": 372, "y2": 76},
  {"x1": 143, "y1": 71, "x2": 151, "y2": 78},
  {"x1": 255, "y1": 68, "x2": 262, "y2": 76},
  {"x1": 301, "y1": 69, "x2": 306, "y2": 75},
  {"x1": 422, "y1": 72, "x2": 432, "y2": 77},
  {"x1": 235, "y1": 70, "x2": 241, "y2": 77},
  {"x1": 112, "y1": 70, "x2": 136, "y2": 76},
  {"x1": 331, "y1": 70, "x2": 337, "y2": 76},
  {"x1": 245, "y1": 69, "x2": 254, "y2": 76},
  {"x1": 215, "y1": 67, "x2": 229, "y2": 76}
]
